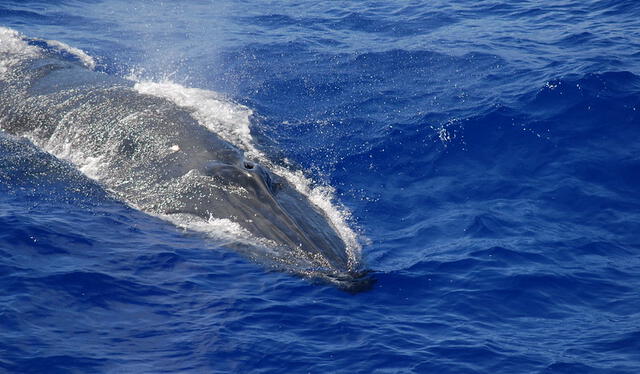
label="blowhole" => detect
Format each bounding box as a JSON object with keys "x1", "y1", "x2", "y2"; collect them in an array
[{"x1": 243, "y1": 161, "x2": 255, "y2": 170}]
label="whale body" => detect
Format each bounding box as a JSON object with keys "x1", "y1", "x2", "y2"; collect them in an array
[{"x1": 0, "y1": 29, "x2": 373, "y2": 291}]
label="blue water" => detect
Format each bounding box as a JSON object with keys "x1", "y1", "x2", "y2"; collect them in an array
[{"x1": 2, "y1": 1, "x2": 640, "y2": 373}]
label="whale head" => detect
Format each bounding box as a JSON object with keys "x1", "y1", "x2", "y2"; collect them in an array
[{"x1": 166, "y1": 150, "x2": 375, "y2": 292}]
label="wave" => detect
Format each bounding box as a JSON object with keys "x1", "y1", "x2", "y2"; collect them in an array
[{"x1": 349, "y1": 68, "x2": 640, "y2": 275}]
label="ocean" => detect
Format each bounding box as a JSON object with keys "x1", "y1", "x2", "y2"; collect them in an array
[{"x1": 1, "y1": 1, "x2": 639, "y2": 373}]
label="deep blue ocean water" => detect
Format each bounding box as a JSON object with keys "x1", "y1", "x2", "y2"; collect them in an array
[{"x1": 1, "y1": 1, "x2": 640, "y2": 373}]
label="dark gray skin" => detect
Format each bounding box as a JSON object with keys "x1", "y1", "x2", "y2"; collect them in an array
[{"x1": 0, "y1": 52, "x2": 374, "y2": 292}]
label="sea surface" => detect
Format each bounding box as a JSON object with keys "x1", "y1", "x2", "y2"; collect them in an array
[{"x1": 1, "y1": 1, "x2": 640, "y2": 373}]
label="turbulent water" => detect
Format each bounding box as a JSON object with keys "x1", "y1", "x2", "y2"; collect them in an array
[{"x1": 1, "y1": 1, "x2": 640, "y2": 373}]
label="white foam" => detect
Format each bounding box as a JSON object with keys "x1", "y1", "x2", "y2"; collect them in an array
[
  {"x1": 163, "y1": 214, "x2": 254, "y2": 243},
  {"x1": 26, "y1": 131, "x2": 108, "y2": 181},
  {"x1": 133, "y1": 79, "x2": 362, "y2": 264},
  {"x1": 0, "y1": 27, "x2": 41, "y2": 78},
  {"x1": 133, "y1": 81, "x2": 254, "y2": 151},
  {"x1": 38, "y1": 39, "x2": 96, "y2": 70},
  {"x1": 0, "y1": 27, "x2": 95, "y2": 77},
  {"x1": 158, "y1": 213, "x2": 287, "y2": 255}
]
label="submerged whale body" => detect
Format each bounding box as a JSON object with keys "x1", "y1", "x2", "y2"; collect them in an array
[{"x1": 0, "y1": 29, "x2": 373, "y2": 292}]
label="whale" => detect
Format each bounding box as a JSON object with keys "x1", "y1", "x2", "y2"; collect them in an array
[{"x1": 0, "y1": 28, "x2": 374, "y2": 292}]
